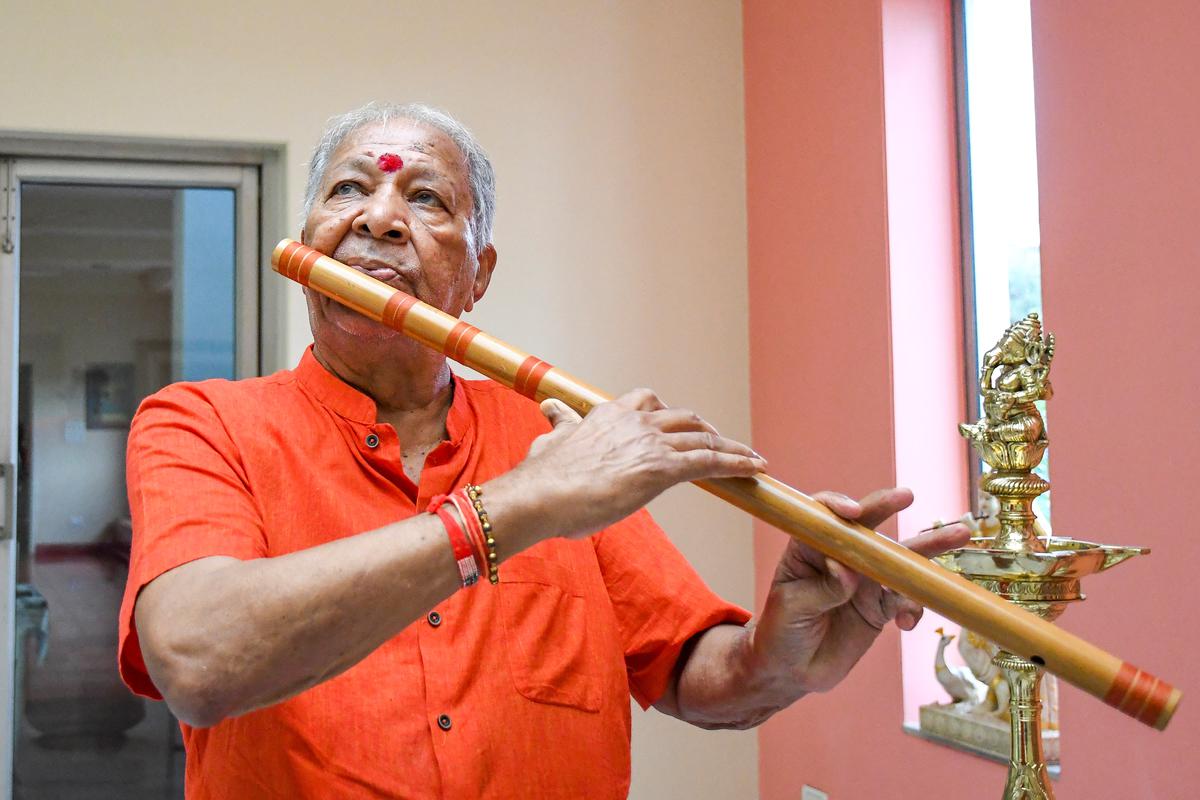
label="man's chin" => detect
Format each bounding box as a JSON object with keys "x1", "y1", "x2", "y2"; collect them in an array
[{"x1": 326, "y1": 304, "x2": 402, "y2": 342}]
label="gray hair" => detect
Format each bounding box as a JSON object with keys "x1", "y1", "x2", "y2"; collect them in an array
[{"x1": 303, "y1": 102, "x2": 496, "y2": 253}]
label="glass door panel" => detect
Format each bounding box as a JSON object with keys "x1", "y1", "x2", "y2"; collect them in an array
[{"x1": 1, "y1": 158, "x2": 258, "y2": 800}]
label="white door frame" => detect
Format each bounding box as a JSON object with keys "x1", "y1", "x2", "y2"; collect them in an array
[
  {"x1": 0, "y1": 157, "x2": 16, "y2": 800},
  {"x1": 0, "y1": 149, "x2": 278, "y2": 798}
]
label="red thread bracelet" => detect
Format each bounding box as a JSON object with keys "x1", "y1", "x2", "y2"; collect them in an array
[
  {"x1": 427, "y1": 494, "x2": 480, "y2": 587},
  {"x1": 450, "y1": 491, "x2": 487, "y2": 567}
]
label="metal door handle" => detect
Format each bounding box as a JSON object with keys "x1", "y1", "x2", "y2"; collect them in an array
[{"x1": 1, "y1": 462, "x2": 14, "y2": 542}]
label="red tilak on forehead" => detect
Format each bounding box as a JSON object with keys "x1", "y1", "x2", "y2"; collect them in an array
[{"x1": 377, "y1": 153, "x2": 404, "y2": 173}]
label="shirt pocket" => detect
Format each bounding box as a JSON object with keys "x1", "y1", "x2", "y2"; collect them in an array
[{"x1": 498, "y1": 553, "x2": 601, "y2": 712}]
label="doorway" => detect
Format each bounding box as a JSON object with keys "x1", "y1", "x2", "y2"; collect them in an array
[{"x1": 0, "y1": 148, "x2": 278, "y2": 799}]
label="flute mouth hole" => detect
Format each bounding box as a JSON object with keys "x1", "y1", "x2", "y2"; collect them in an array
[{"x1": 1030, "y1": 655, "x2": 1046, "y2": 666}]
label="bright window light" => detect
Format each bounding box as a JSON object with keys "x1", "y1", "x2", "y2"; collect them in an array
[{"x1": 962, "y1": 0, "x2": 1050, "y2": 523}]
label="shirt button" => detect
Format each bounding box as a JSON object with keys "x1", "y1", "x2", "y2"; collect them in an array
[
  {"x1": 364, "y1": 433, "x2": 380, "y2": 448},
  {"x1": 437, "y1": 714, "x2": 452, "y2": 731},
  {"x1": 427, "y1": 611, "x2": 442, "y2": 627}
]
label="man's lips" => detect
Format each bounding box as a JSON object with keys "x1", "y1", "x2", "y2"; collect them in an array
[
  {"x1": 343, "y1": 257, "x2": 400, "y2": 283},
  {"x1": 337, "y1": 258, "x2": 422, "y2": 298}
]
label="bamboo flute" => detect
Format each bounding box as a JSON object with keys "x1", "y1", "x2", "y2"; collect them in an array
[{"x1": 272, "y1": 238, "x2": 1181, "y2": 731}]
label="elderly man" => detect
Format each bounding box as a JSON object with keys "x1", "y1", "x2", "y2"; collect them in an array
[{"x1": 119, "y1": 103, "x2": 966, "y2": 798}]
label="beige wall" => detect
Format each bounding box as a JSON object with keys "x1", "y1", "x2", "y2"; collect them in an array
[{"x1": 1, "y1": 1, "x2": 755, "y2": 796}]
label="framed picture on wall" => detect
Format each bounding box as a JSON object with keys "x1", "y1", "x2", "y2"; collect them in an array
[{"x1": 85, "y1": 363, "x2": 136, "y2": 429}]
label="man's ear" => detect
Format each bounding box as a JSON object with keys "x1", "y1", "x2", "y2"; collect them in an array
[{"x1": 465, "y1": 243, "x2": 497, "y2": 312}]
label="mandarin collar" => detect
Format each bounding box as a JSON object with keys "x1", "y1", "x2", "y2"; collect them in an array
[{"x1": 295, "y1": 346, "x2": 473, "y2": 445}]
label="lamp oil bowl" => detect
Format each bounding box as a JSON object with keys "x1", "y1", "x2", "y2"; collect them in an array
[{"x1": 932, "y1": 313, "x2": 1149, "y2": 800}]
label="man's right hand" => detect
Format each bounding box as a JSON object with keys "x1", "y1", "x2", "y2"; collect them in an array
[{"x1": 498, "y1": 388, "x2": 766, "y2": 542}]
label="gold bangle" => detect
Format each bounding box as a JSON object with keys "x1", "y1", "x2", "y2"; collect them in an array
[{"x1": 465, "y1": 483, "x2": 498, "y2": 584}]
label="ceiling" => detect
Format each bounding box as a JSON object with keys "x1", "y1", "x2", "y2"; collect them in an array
[{"x1": 19, "y1": 183, "x2": 174, "y2": 285}]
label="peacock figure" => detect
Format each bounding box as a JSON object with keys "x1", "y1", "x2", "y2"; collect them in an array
[
  {"x1": 958, "y1": 628, "x2": 1010, "y2": 718},
  {"x1": 934, "y1": 627, "x2": 987, "y2": 706}
]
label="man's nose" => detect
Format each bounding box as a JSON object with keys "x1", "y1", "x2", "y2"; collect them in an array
[{"x1": 356, "y1": 190, "x2": 411, "y2": 242}]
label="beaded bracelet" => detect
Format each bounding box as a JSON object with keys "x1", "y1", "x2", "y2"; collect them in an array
[
  {"x1": 426, "y1": 494, "x2": 480, "y2": 587},
  {"x1": 464, "y1": 484, "x2": 499, "y2": 584}
]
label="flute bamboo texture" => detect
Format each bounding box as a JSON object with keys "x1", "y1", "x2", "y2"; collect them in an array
[{"x1": 272, "y1": 239, "x2": 1181, "y2": 731}]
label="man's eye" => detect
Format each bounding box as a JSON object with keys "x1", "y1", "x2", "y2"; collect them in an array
[
  {"x1": 411, "y1": 190, "x2": 443, "y2": 207},
  {"x1": 333, "y1": 181, "x2": 362, "y2": 197}
]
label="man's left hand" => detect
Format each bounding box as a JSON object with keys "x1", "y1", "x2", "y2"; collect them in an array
[{"x1": 750, "y1": 488, "x2": 971, "y2": 694}]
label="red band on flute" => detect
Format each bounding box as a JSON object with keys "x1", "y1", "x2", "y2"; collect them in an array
[
  {"x1": 278, "y1": 241, "x2": 304, "y2": 279},
  {"x1": 382, "y1": 292, "x2": 418, "y2": 331},
  {"x1": 279, "y1": 241, "x2": 304, "y2": 280},
  {"x1": 1120, "y1": 669, "x2": 1156, "y2": 715},
  {"x1": 1104, "y1": 662, "x2": 1138, "y2": 707},
  {"x1": 513, "y1": 356, "x2": 553, "y2": 399},
  {"x1": 1104, "y1": 661, "x2": 1175, "y2": 725},
  {"x1": 277, "y1": 241, "x2": 322, "y2": 286},
  {"x1": 1137, "y1": 677, "x2": 1175, "y2": 726},
  {"x1": 295, "y1": 247, "x2": 322, "y2": 286},
  {"x1": 444, "y1": 321, "x2": 481, "y2": 363}
]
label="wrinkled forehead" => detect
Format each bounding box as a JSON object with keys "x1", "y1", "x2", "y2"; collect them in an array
[{"x1": 327, "y1": 120, "x2": 470, "y2": 184}]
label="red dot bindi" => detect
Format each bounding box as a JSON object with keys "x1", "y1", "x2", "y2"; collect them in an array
[{"x1": 377, "y1": 153, "x2": 404, "y2": 173}]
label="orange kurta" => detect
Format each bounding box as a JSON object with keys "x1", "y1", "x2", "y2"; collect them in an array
[{"x1": 118, "y1": 348, "x2": 750, "y2": 799}]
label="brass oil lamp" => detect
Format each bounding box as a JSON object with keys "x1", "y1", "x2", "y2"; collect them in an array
[{"x1": 934, "y1": 313, "x2": 1148, "y2": 799}]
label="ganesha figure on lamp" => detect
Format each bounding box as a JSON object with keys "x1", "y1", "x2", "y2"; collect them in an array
[{"x1": 959, "y1": 312, "x2": 1055, "y2": 473}]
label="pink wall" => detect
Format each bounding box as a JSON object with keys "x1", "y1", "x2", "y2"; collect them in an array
[
  {"x1": 743, "y1": 7, "x2": 899, "y2": 793},
  {"x1": 746, "y1": 0, "x2": 1198, "y2": 797},
  {"x1": 745, "y1": 1, "x2": 988, "y2": 796},
  {"x1": 1029, "y1": 1, "x2": 1200, "y2": 796}
]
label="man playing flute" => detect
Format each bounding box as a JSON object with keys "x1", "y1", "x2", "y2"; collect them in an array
[{"x1": 118, "y1": 103, "x2": 968, "y2": 799}]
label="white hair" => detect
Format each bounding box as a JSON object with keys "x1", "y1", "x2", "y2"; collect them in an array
[{"x1": 303, "y1": 102, "x2": 496, "y2": 253}]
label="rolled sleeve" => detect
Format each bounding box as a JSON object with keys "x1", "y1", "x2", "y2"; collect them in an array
[
  {"x1": 117, "y1": 384, "x2": 267, "y2": 699},
  {"x1": 592, "y1": 509, "x2": 752, "y2": 709}
]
